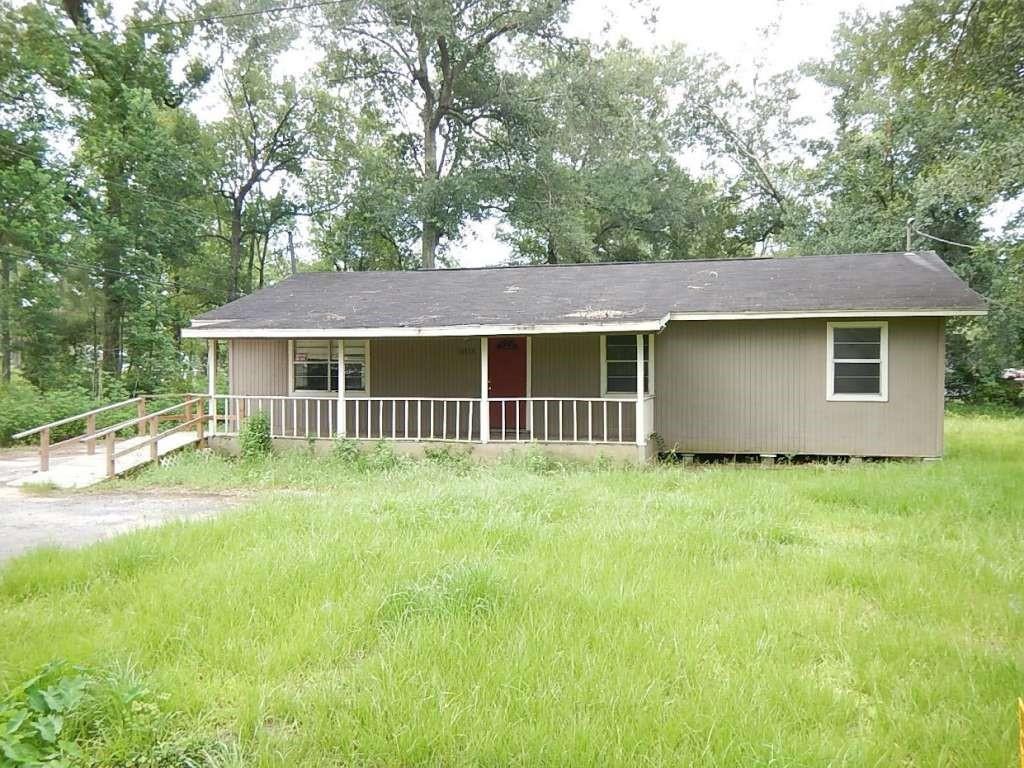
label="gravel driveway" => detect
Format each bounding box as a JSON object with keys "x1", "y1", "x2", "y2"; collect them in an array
[{"x1": 0, "y1": 486, "x2": 244, "y2": 564}]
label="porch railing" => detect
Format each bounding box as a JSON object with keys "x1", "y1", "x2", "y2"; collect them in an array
[{"x1": 208, "y1": 394, "x2": 653, "y2": 445}]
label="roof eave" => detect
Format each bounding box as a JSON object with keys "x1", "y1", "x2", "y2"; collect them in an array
[{"x1": 180, "y1": 317, "x2": 671, "y2": 339}]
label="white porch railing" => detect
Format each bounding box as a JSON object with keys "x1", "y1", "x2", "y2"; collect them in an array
[{"x1": 208, "y1": 394, "x2": 653, "y2": 445}]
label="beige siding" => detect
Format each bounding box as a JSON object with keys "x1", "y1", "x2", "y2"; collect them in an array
[
  {"x1": 531, "y1": 334, "x2": 601, "y2": 397},
  {"x1": 371, "y1": 337, "x2": 479, "y2": 397},
  {"x1": 653, "y1": 317, "x2": 945, "y2": 457},
  {"x1": 229, "y1": 339, "x2": 289, "y2": 396}
]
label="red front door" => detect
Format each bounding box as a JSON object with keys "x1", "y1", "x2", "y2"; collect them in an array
[{"x1": 488, "y1": 337, "x2": 527, "y2": 433}]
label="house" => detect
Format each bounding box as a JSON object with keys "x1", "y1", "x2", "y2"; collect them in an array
[{"x1": 181, "y1": 250, "x2": 986, "y2": 461}]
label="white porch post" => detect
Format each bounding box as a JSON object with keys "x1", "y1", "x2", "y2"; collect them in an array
[
  {"x1": 480, "y1": 337, "x2": 489, "y2": 443},
  {"x1": 635, "y1": 333, "x2": 646, "y2": 447},
  {"x1": 207, "y1": 339, "x2": 217, "y2": 435},
  {"x1": 337, "y1": 340, "x2": 347, "y2": 437}
]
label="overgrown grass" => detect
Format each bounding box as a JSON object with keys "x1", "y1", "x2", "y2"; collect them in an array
[{"x1": 3, "y1": 412, "x2": 1023, "y2": 766}]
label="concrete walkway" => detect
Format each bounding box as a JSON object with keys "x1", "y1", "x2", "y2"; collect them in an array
[{"x1": 0, "y1": 486, "x2": 244, "y2": 564}]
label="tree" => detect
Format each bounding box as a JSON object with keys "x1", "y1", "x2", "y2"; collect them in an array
[
  {"x1": 14, "y1": 0, "x2": 211, "y2": 383},
  {"x1": 493, "y1": 42, "x2": 745, "y2": 264},
  {"x1": 209, "y1": 31, "x2": 307, "y2": 300},
  {"x1": 673, "y1": 54, "x2": 812, "y2": 255},
  {"x1": 316, "y1": 0, "x2": 568, "y2": 269}
]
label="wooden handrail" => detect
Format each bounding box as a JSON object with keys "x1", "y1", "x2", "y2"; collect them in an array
[
  {"x1": 12, "y1": 397, "x2": 144, "y2": 440},
  {"x1": 88, "y1": 398, "x2": 203, "y2": 441},
  {"x1": 112, "y1": 415, "x2": 204, "y2": 459}
]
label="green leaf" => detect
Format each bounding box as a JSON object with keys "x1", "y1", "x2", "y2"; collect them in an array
[
  {"x1": 1, "y1": 737, "x2": 43, "y2": 763},
  {"x1": 24, "y1": 690, "x2": 47, "y2": 714},
  {"x1": 33, "y1": 713, "x2": 62, "y2": 743},
  {"x1": 3, "y1": 711, "x2": 27, "y2": 736}
]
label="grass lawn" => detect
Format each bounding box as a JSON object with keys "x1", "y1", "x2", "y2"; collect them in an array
[{"x1": 2, "y1": 411, "x2": 1023, "y2": 766}]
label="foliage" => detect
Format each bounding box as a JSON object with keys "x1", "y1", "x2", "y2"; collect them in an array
[
  {"x1": 9, "y1": 413, "x2": 1023, "y2": 765},
  {"x1": 238, "y1": 410, "x2": 272, "y2": 460},
  {"x1": 0, "y1": 377, "x2": 132, "y2": 446},
  {"x1": 0, "y1": 0, "x2": 1022, "y2": 402},
  {"x1": 0, "y1": 660, "x2": 217, "y2": 767}
]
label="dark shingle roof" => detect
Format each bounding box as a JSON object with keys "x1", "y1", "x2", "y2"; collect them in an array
[{"x1": 185, "y1": 251, "x2": 986, "y2": 336}]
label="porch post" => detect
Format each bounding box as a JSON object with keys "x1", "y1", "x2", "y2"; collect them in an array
[
  {"x1": 635, "y1": 333, "x2": 646, "y2": 447},
  {"x1": 337, "y1": 339, "x2": 347, "y2": 437},
  {"x1": 207, "y1": 339, "x2": 216, "y2": 435},
  {"x1": 480, "y1": 337, "x2": 489, "y2": 443}
]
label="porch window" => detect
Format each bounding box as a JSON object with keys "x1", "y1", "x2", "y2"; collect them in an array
[
  {"x1": 602, "y1": 334, "x2": 651, "y2": 395},
  {"x1": 826, "y1": 322, "x2": 887, "y2": 401},
  {"x1": 292, "y1": 340, "x2": 368, "y2": 393}
]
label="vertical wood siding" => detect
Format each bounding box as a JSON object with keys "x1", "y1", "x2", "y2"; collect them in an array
[
  {"x1": 229, "y1": 340, "x2": 289, "y2": 396},
  {"x1": 371, "y1": 337, "x2": 480, "y2": 397},
  {"x1": 653, "y1": 318, "x2": 945, "y2": 457},
  {"x1": 531, "y1": 334, "x2": 601, "y2": 396}
]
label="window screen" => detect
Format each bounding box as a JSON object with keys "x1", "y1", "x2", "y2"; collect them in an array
[
  {"x1": 293, "y1": 340, "x2": 367, "y2": 392},
  {"x1": 831, "y1": 326, "x2": 882, "y2": 395},
  {"x1": 605, "y1": 335, "x2": 650, "y2": 394}
]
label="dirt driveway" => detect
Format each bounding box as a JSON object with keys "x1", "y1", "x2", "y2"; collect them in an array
[{"x1": 0, "y1": 486, "x2": 245, "y2": 564}]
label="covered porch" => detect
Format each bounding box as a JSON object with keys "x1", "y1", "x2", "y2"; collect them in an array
[{"x1": 201, "y1": 333, "x2": 655, "y2": 450}]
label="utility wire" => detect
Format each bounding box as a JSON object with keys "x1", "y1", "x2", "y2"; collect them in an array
[
  {"x1": 130, "y1": 0, "x2": 348, "y2": 30},
  {"x1": 906, "y1": 217, "x2": 977, "y2": 250}
]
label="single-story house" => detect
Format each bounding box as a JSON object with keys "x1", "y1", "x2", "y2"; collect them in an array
[{"x1": 181, "y1": 250, "x2": 986, "y2": 461}]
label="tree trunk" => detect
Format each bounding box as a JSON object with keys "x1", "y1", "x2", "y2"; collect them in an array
[
  {"x1": 0, "y1": 250, "x2": 11, "y2": 384},
  {"x1": 421, "y1": 112, "x2": 439, "y2": 269},
  {"x1": 545, "y1": 234, "x2": 557, "y2": 265},
  {"x1": 101, "y1": 184, "x2": 124, "y2": 378},
  {"x1": 229, "y1": 200, "x2": 243, "y2": 300}
]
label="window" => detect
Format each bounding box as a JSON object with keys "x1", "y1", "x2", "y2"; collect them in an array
[
  {"x1": 827, "y1": 322, "x2": 887, "y2": 401},
  {"x1": 291, "y1": 340, "x2": 368, "y2": 393},
  {"x1": 602, "y1": 334, "x2": 651, "y2": 395}
]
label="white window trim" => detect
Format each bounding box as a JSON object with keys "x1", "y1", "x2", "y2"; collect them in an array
[
  {"x1": 826, "y1": 321, "x2": 888, "y2": 402},
  {"x1": 600, "y1": 333, "x2": 654, "y2": 399},
  {"x1": 289, "y1": 339, "x2": 370, "y2": 396}
]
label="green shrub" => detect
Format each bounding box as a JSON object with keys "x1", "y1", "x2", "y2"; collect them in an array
[
  {"x1": 367, "y1": 440, "x2": 405, "y2": 472},
  {"x1": 0, "y1": 660, "x2": 218, "y2": 766},
  {"x1": 422, "y1": 445, "x2": 474, "y2": 473},
  {"x1": 239, "y1": 410, "x2": 272, "y2": 460},
  {"x1": 0, "y1": 379, "x2": 95, "y2": 446},
  {"x1": 330, "y1": 438, "x2": 364, "y2": 467}
]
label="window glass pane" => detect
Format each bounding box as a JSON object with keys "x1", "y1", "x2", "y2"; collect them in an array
[
  {"x1": 833, "y1": 362, "x2": 880, "y2": 394},
  {"x1": 833, "y1": 327, "x2": 880, "y2": 344},
  {"x1": 295, "y1": 362, "x2": 330, "y2": 390},
  {"x1": 607, "y1": 375, "x2": 637, "y2": 392},
  {"x1": 344, "y1": 362, "x2": 365, "y2": 392},
  {"x1": 605, "y1": 336, "x2": 636, "y2": 361},
  {"x1": 295, "y1": 340, "x2": 331, "y2": 362},
  {"x1": 834, "y1": 342, "x2": 880, "y2": 360}
]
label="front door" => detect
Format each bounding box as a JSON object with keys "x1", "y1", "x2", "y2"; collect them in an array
[{"x1": 488, "y1": 337, "x2": 527, "y2": 433}]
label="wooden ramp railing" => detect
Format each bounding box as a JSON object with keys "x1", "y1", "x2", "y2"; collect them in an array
[
  {"x1": 12, "y1": 394, "x2": 209, "y2": 478},
  {"x1": 89, "y1": 397, "x2": 206, "y2": 478}
]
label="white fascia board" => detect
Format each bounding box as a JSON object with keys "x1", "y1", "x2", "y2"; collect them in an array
[
  {"x1": 181, "y1": 317, "x2": 670, "y2": 339},
  {"x1": 667, "y1": 309, "x2": 986, "y2": 321}
]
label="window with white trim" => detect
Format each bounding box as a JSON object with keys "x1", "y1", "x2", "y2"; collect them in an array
[
  {"x1": 827, "y1": 322, "x2": 887, "y2": 401},
  {"x1": 602, "y1": 334, "x2": 651, "y2": 395},
  {"x1": 292, "y1": 340, "x2": 368, "y2": 393}
]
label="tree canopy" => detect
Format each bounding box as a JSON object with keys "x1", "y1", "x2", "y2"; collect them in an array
[{"x1": 0, "y1": 0, "x2": 1020, "y2": 402}]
